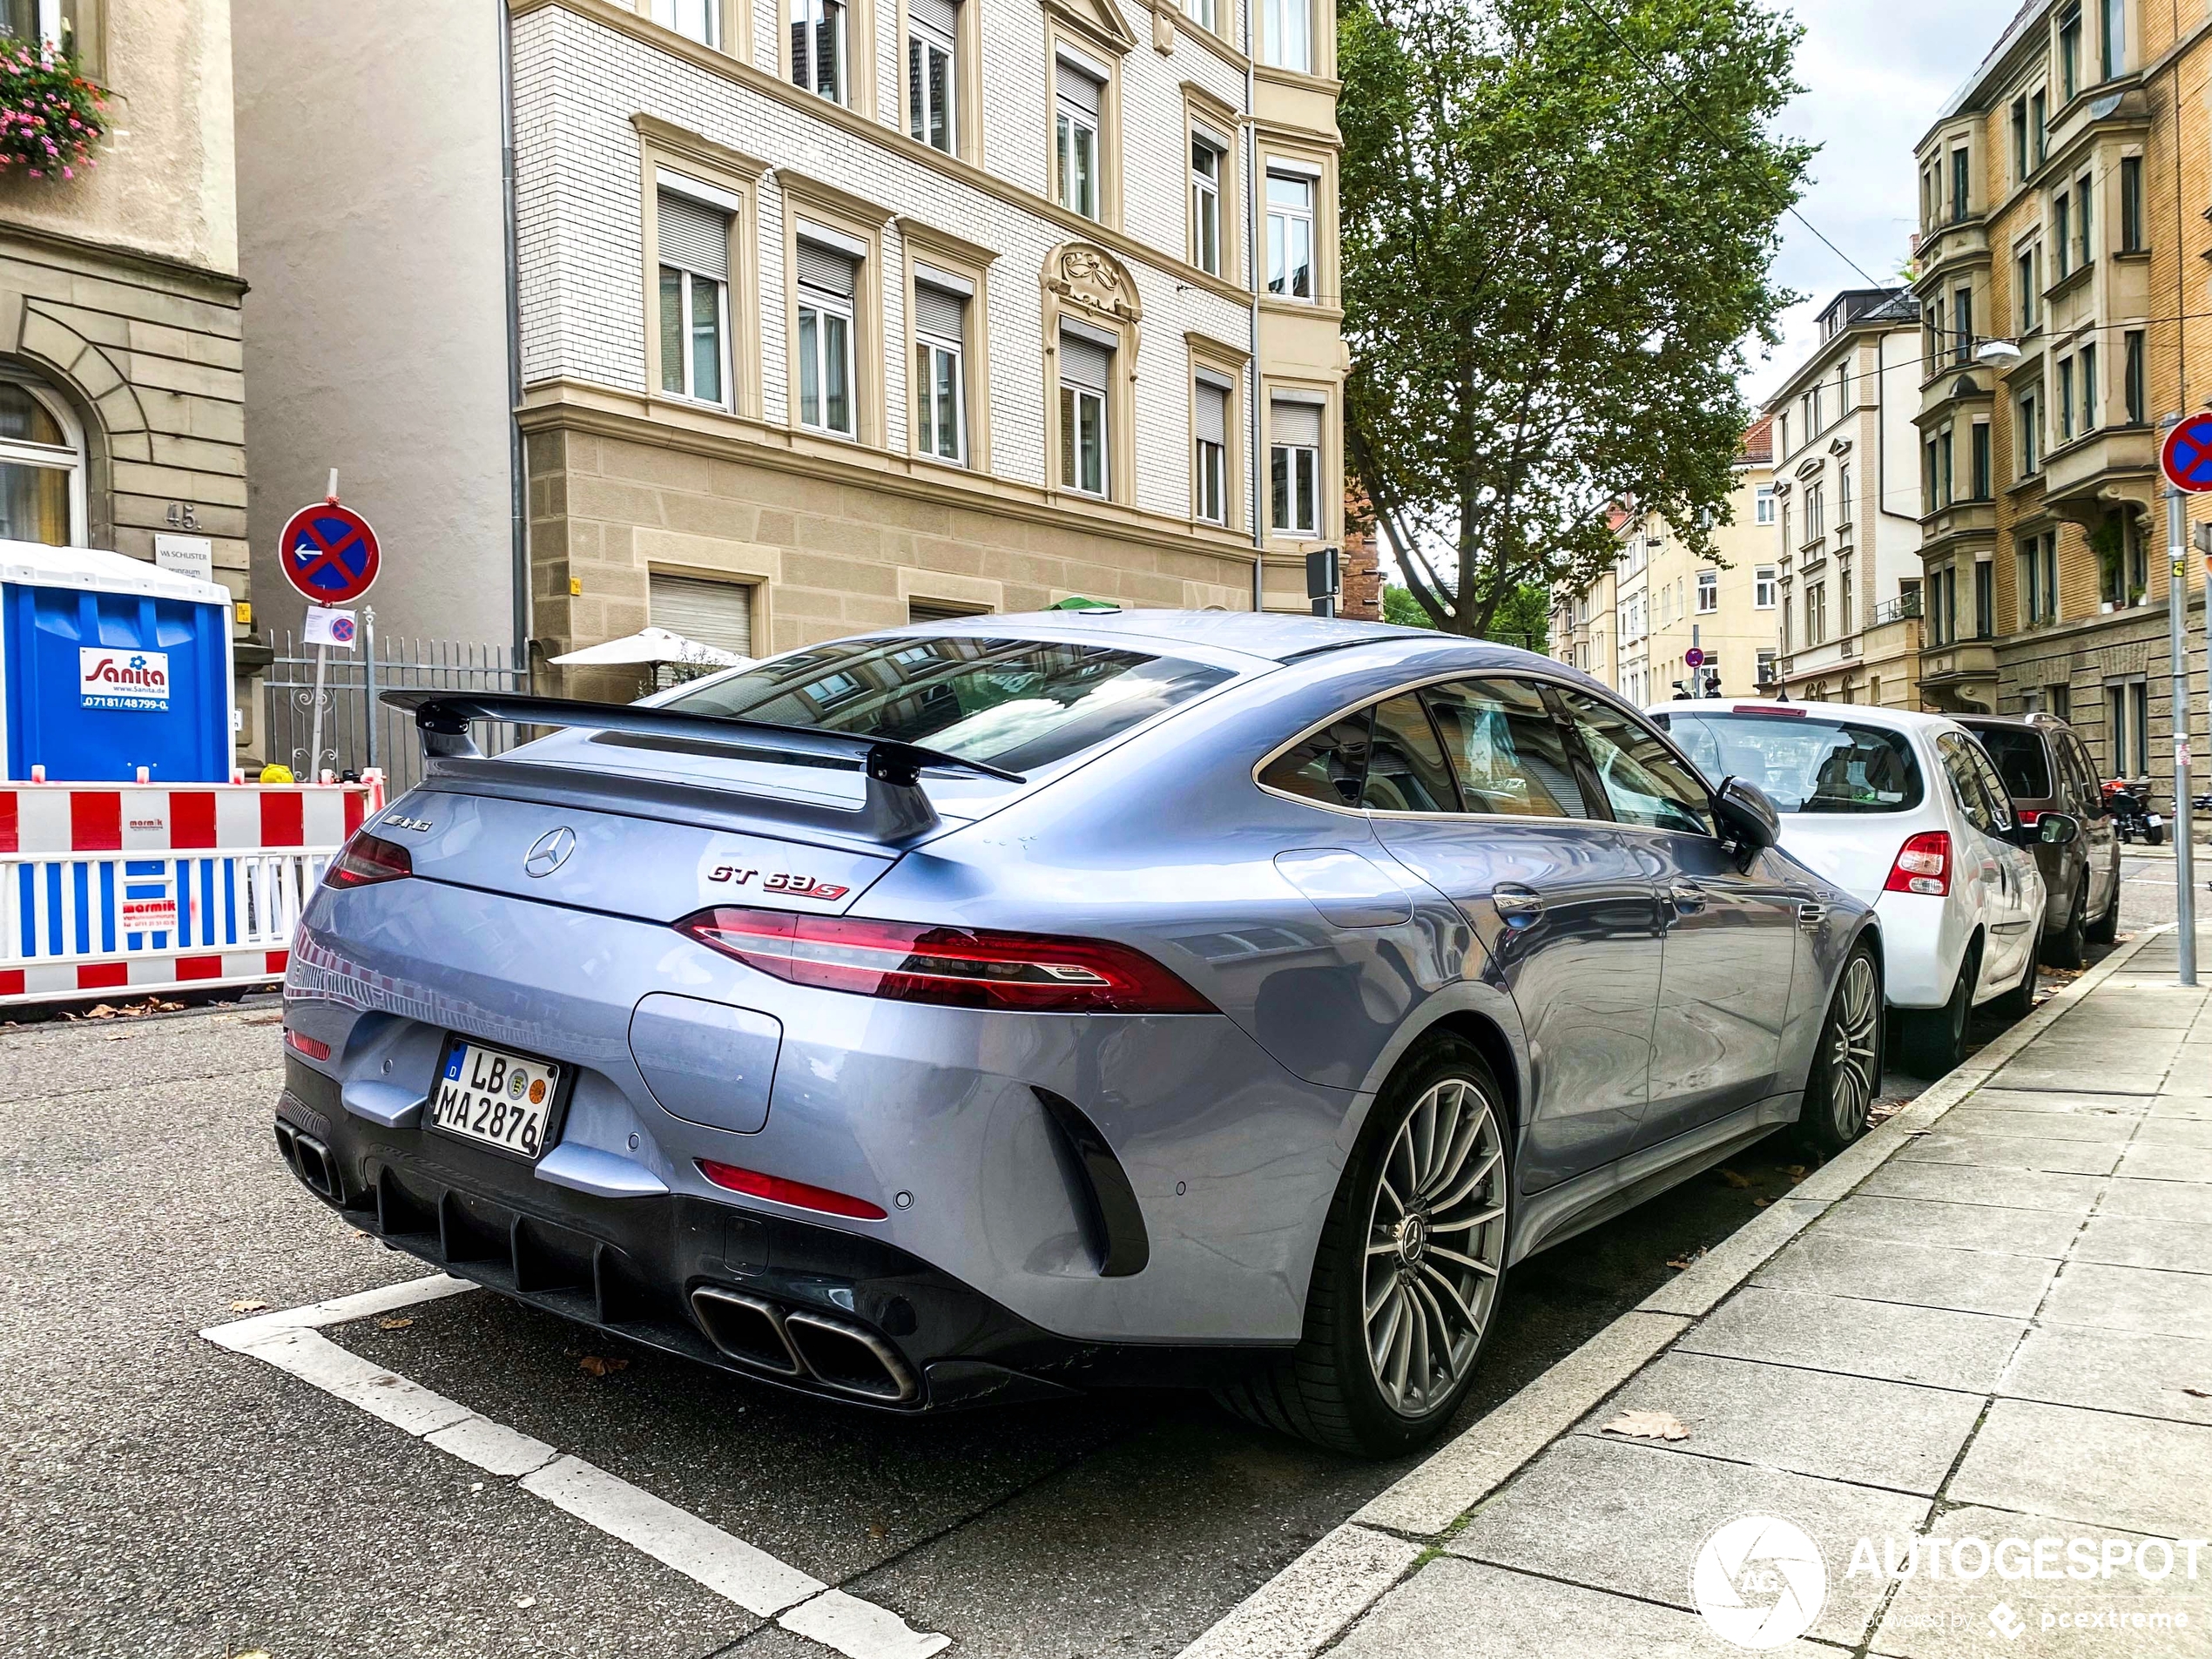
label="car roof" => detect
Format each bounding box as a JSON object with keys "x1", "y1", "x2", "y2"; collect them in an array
[
  {"x1": 1653, "y1": 698, "x2": 1969, "y2": 736},
  {"x1": 890, "y1": 607, "x2": 1454, "y2": 664}
]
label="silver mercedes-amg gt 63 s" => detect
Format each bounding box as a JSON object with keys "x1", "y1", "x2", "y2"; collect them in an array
[{"x1": 273, "y1": 610, "x2": 1879, "y2": 1456}]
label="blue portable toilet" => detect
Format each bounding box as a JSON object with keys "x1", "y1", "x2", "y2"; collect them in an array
[{"x1": 0, "y1": 541, "x2": 235, "y2": 783}]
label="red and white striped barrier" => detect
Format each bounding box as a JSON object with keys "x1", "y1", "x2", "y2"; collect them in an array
[{"x1": 0, "y1": 779, "x2": 383, "y2": 1003}]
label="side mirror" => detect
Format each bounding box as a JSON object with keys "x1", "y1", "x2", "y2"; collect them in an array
[
  {"x1": 2036, "y1": 812, "x2": 2080, "y2": 846},
  {"x1": 1714, "y1": 776, "x2": 1781, "y2": 852}
]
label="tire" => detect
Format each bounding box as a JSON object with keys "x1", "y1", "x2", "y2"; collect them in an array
[
  {"x1": 1214, "y1": 1034, "x2": 1511, "y2": 1458},
  {"x1": 2148, "y1": 823, "x2": 2168, "y2": 846},
  {"x1": 1898, "y1": 943, "x2": 1976, "y2": 1076},
  {"x1": 2042, "y1": 880, "x2": 2087, "y2": 970},
  {"x1": 1991, "y1": 929, "x2": 2040, "y2": 1022},
  {"x1": 1794, "y1": 940, "x2": 1881, "y2": 1157},
  {"x1": 2086, "y1": 870, "x2": 2121, "y2": 944}
]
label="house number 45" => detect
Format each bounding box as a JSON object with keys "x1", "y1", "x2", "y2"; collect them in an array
[{"x1": 165, "y1": 502, "x2": 199, "y2": 529}]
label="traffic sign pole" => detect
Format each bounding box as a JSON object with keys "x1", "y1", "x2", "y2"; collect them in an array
[
  {"x1": 278, "y1": 475, "x2": 381, "y2": 783},
  {"x1": 2160, "y1": 415, "x2": 2203, "y2": 986}
]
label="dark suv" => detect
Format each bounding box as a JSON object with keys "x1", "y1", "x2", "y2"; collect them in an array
[{"x1": 1957, "y1": 712, "x2": 2121, "y2": 967}]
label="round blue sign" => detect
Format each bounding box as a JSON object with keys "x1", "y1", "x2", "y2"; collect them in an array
[
  {"x1": 279, "y1": 501, "x2": 381, "y2": 603},
  {"x1": 2161, "y1": 417, "x2": 2212, "y2": 493}
]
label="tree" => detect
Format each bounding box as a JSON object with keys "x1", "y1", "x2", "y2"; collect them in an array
[
  {"x1": 1339, "y1": 0, "x2": 1811, "y2": 637},
  {"x1": 1384, "y1": 582, "x2": 1548, "y2": 657}
]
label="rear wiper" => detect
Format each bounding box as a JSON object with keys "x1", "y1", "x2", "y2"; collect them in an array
[{"x1": 381, "y1": 691, "x2": 1024, "y2": 845}]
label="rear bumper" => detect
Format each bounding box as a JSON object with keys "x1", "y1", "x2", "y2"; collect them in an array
[
  {"x1": 1870, "y1": 890, "x2": 1964, "y2": 1008},
  {"x1": 274, "y1": 1057, "x2": 1268, "y2": 1410}
]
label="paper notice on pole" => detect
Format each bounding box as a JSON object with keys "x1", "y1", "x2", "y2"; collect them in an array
[{"x1": 303, "y1": 605, "x2": 359, "y2": 650}]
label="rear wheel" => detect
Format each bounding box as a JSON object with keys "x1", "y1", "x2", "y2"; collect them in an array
[
  {"x1": 2042, "y1": 880, "x2": 2087, "y2": 970},
  {"x1": 1898, "y1": 943, "x2": 1976, "y2": 1076},
  {"x1": 2148, "y1": 821, "x2": 2168, "y2": 846},
  {"x1": 1215, "y1": 1035, "x2": 1510, "y2": 1457},
  {"x1": 1795, "y1": 941, "x2": 1881, "y2": 1157}
]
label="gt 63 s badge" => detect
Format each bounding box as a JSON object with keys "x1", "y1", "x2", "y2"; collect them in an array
[{"x1": 707, "y1": 865, "x2": 850, "y2": 902}]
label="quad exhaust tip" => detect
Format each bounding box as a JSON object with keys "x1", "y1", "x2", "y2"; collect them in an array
[{"x1": 689, "y1": 1285, "x2": 919, "y2": 1405}]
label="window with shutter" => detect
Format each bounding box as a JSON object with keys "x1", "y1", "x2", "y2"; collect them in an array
[
  {"x1": 649, "y1": 572, "x2": 754, "y2": 658},
  {"x1": 1058, "y1": 327, "x2": 1111, "y2": 496},
  {"x1": 657, "y1": 191, "x2": 732, "y2": 406},
  {"x1": 1194, "y1": 374, "x2": 1229, "y2": 524},
  {"x1": 1270, "y1": 397, "x2": 1322, "y2": 536},
  {"x1": 914, "y1": 274, "x2": 967, "y2": 464},
  {"x1": 907, "y1": 0, "x2": 957, "y2": 152},
  {"x1": 795, "y1": 234, "x2": 859, "y2": 437},
  {"x1": 1055, "y1": 57, "x2": 1103, "y2": 218}
]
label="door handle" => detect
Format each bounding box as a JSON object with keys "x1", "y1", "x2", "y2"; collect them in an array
[
  {"x1": 1491, "y1": 883, "x2": 1543, "y2": 926},
  {"x1": 1668, "y1": 882, "x2": 1707, "y2": 914}
]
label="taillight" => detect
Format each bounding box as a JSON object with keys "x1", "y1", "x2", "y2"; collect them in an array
[
  {"x1": 323, "y1": 831, "x2": 413, "y2": 888},
  {"x1": 697, "y1": 1158, "x2": 887, "y2": 1221},
  {"x1": 284, "y1": 1027, "x2": 332, "y2": 1061},
  {"x1": 1885, "y1": 831, "x2": 1952, "y2": 897},
  {"x1": 2014, "y1": 808, "x2": 2041, "y2": 826},
  {"x1": 673, "y1": 906, "x2": 1215, "y2": 1015}
]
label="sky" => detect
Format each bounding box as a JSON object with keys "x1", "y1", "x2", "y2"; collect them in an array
[{"x1": 1742, "y1": 0, "x2": 2027, "y2": 406}]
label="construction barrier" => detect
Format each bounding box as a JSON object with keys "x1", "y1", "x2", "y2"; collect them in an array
[{"x1": 0, "y1": 780, "x2": 382, "y2": 1003}]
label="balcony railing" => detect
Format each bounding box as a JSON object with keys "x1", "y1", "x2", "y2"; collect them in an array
[{"x1": 1871, "y1": 592, "x2": 1924, "y2": 626}]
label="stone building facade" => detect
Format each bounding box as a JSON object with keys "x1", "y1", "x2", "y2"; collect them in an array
[
  {"x1": 1766, "y1": 289, "x2": 1925, "y2": 709},
  {"x1": 1549, "y1": 418, "x2": 1778, "y2": 705},
  {"x1": 1910, "y1": 0, "x2": 2209, "y2": 790},
  {"x1": 0, "y1": 1, "x2": 253, "y2": 725},
  {"x1": 237, "y1": 0, "x2": 1345, "y2": 692}
]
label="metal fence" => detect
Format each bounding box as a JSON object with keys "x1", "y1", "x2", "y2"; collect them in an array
[{"x1": 262, "y1": 614, "x2": 531, "y2": 797}]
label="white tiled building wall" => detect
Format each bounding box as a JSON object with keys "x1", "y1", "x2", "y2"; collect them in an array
[{"x1": 511, "y1": 0, "x2": 1259, "y2": 527}]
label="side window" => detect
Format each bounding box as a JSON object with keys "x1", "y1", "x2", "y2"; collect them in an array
[
  {"x1": 1554, "y1": 689, "x2": 1715, "y2": 834},
  {"x1": 1967, "y1": 743, "x2": 2017, "y2": 831},
  {"x1": 1259, "y1": 706, "x2": 1372, "y2": 808},
  {"x1": 1422, "y1": 678, "x2": 1593, "y2": 819},
  {"x1": 1364, "y1": 694, "x2": 1459, "y2": 813},
  {"x1": 2064, "y1": 733, "x2": 2100, "y2": 812},
  {"x1": 1938, "y1": 734, "x2": 1998, "y2": 833}
]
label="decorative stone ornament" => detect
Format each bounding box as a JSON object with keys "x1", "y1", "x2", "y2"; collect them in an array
[{"x1": 1045, "y1": 242, "x2": 1142, "y2": 323}]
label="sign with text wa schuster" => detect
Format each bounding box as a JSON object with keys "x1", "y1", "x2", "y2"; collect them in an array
[
  {"x1": 79, "y1": 648, "x2": 170, "y2": 711},
  {"x1": 2160, "y1": 415, "x2": 2212, "y2": 493}
]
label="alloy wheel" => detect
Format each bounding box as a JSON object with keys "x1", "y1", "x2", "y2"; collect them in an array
[
  {"x1": 1827, "y1": 953, "x2": 1880, "y2": 1130},
  {"x1": 1361, "y1": 1076, "x2": 1507, "y2": 1418}
]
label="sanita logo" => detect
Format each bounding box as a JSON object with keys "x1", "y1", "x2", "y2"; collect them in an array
[
  {"x1": 84, "y1": 654, "x2": 168, "y2": 690},
  {"x1": 78, "y1": 645, "x2": 172, "y2": 711}
]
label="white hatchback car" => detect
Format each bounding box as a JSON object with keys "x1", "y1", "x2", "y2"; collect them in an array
[{"x1": 1650, "y1": 700, "x2": 2068, "y2": 1074}]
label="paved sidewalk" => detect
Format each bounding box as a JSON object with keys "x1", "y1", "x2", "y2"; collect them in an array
[{"x1": 1188, "y1": 926, "x2": 2212, "y2": 1658}]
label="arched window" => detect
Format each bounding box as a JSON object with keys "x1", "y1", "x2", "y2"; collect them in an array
[{"x1": 0, "y1": 375, "x2": 83, "y2": 547}]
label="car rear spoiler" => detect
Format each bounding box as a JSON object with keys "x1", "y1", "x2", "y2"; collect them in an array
[{"x1": 380, "y1": 690, "x2": 1023, "y2": 844}]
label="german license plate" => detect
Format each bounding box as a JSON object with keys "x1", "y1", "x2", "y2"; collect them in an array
[{"x1": 429, "y1": 1038, "x2": 562, "y2": 1160}]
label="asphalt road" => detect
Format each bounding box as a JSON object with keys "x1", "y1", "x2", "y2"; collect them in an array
[{"x1": 0, "y1": 867, "x2": 2175, "y2": 1659}]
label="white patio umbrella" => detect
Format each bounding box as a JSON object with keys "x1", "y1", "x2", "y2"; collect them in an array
[{"x1": 550, "y1": 626, "x2": 752, "y2": 669}]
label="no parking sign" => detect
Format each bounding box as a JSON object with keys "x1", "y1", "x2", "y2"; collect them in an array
[
  {"x1": 2159, "y1": 416, "x2": 2212, "y2": 493},
  {"x1": 279, "y1": 500, "x2": 381, "y2": 604}
]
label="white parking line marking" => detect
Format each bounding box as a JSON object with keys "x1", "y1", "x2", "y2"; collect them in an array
[
  {"x1": 201, "y1": 1274, "x2": 952, "y2": 1659},
  {"x1": 521, "y1": 1453, "x2": 826, "y2": 1615}
]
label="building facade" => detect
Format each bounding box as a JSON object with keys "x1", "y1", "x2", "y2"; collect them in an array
[
  {"x1": 1551, "y1": 418, "x2": 1777, "y2": 705},
  {"x1": 1911, "y1": 0, "x2": 2205, "y2": 789},
  {"x1": 0, "y1": 1, "x2": 253, "y2": 725},
  {"x1": 237, "y1": 0, "x2": 1345, "y2": 692},
  {"x1": 1767, "y1": 289, "x2": 1925, "y2": 709}
]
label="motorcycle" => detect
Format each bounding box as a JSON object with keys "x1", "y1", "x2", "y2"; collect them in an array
[{"x1": 2103, "y1": 777, "x2": 2168, "y2": 846}]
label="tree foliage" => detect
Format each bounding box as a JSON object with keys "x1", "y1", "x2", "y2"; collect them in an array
[
  {"x1": 1339, "y1": 0, "x2": 1811, "y2": 637},
  {"x1": 1383, "y1": 582, "x2": 1549, "y2": 656}
]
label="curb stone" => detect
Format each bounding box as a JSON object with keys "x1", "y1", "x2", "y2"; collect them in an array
[{"x1": 1172, "y1": 922, "x2": 2177, "y2": 1659}]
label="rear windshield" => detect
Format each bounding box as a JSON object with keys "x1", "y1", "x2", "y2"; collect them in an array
[
  {"x1": 1969, "y1": 725, "x2": 2054, "y2": 799},
  {"x1": 661, "y1": 635, "x2": 1234, "y2": 773},
  {"x1": 1658, "y1": 711, "x2": 1924, "y2": 813}
]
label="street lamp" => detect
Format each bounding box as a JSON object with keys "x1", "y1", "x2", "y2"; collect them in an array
[{"x1": 1975, "y1": 339, "x2": 2023, "y2": 368}]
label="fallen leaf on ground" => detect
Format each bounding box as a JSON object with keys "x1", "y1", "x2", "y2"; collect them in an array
[
  {"x1": 229, "y1": 1300, "x2": 269, "y2": 1313},
  {"x1": 578, "y1": 1354, "x2": 630, "y2": 1378},
  {"x1": 867, "y1": 1519, "x2": 890, "y2": 1541},
  {"x1": 369, "y1": 1375, "x2": 400, "y2": 1387},
  {"x1": 376, "y1": 1317, "x2": 414, "y2": 1331},
  {"x1": 514, "y1": 1595, "x2": 537, "y2": 1609},
  {"x1": 1752, "y1": 1196, "x2": 1773, "y2": 1208},
  {"x1": 241, "y1": 1014, "x2": 283, "y2": 1026},
  {"x1": 1717, "y1": 1168, "x2": 1751, "y2": 1189},
  {"x1": 1601, "y1": 1409, "x2": 1689, "y2": 1441},
  {"x1": 231, "y1": 1651, "x2": 273, "y2": 1659},
  {"x1": 2184, "y1": 1386, "x2": 2210, "y2": 1399},
  {"x1": 1781, "y1": 1164, "x2": 1807, "y2": 1180},
  {"x1": 1665, "y1": 1248, "x2": 1705, "y2": 1271},
  {"x1": 68, "y1": 1003, "x2": 118, "y2": 1021}
]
